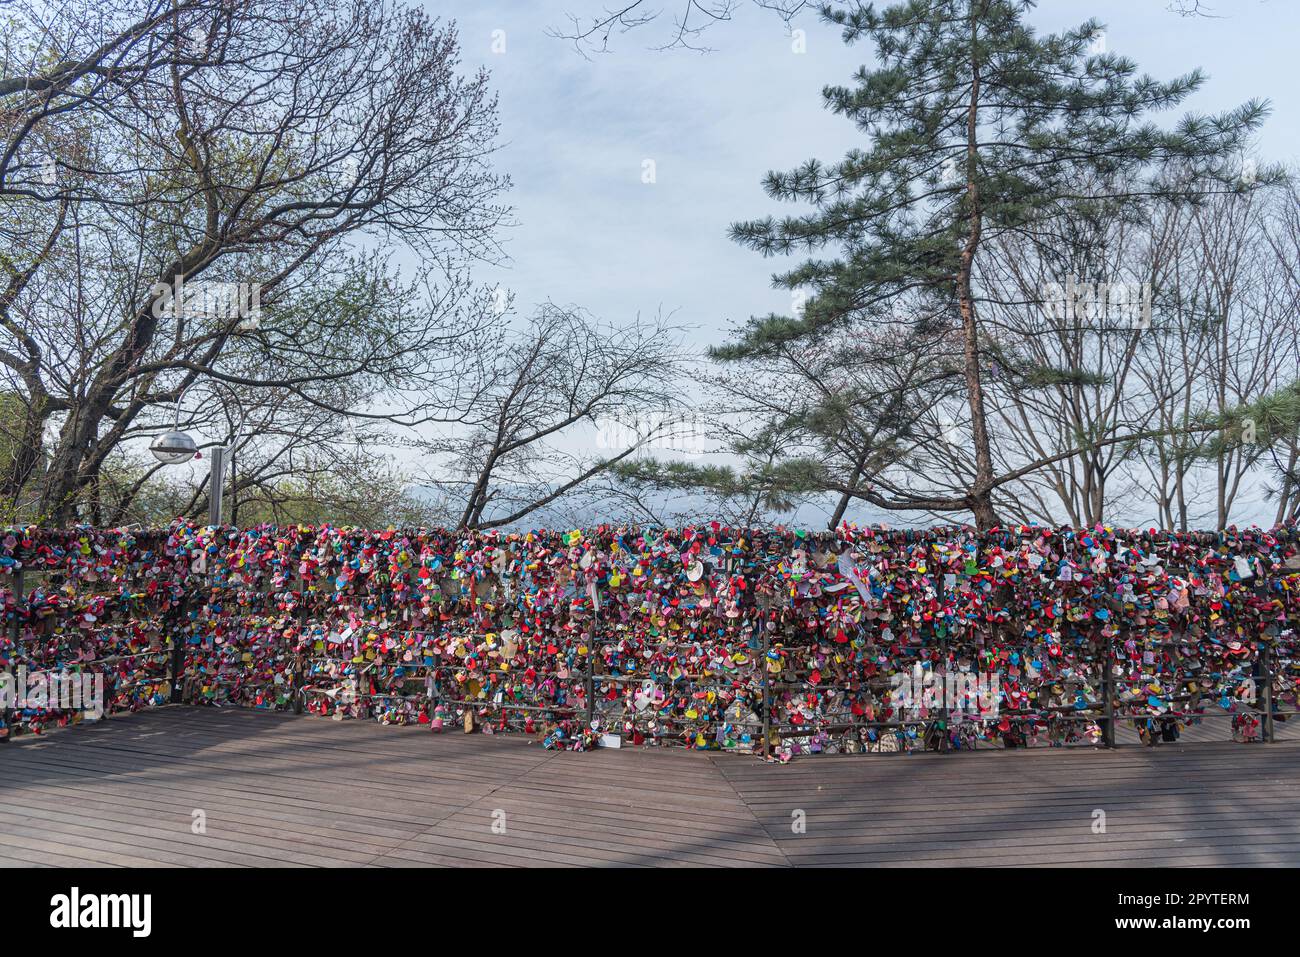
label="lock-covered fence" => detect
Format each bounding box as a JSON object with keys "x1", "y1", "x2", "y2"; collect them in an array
[{"x1": 3, "y1": 522, "x2": 1299, "y2": 757}]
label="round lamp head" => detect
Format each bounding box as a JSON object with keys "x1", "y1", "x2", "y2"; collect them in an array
[{"x1": 150, "y1": 430, "x2": 199, "y2": 465}]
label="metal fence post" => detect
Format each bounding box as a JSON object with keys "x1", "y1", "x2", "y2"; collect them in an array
[
  {"x1": 208, "y1": 445, "x2": 226, "y2": 527},
  {"x1": 936, "y1": 559, "x2": 949, "y2": 753},
  {"x1": 169, "y1": 590, "x2": 188, "y2": 704},
  {"x1": 3, "y1": 567, "x2": 23, "y2": 740},
  {"x1": 1102, "y1": 629, "x2": 1116, "y2": 749},
  {"x1": 760, "y1": 626, "x2": 771, "y2": 761},
  {"x1": 590, "y1": 600, "x2": 601, "y2": 739},
  {"x1": 1259, "y1": 639, "x2": 1275, "y2": 744},
  {"x1": 294, "y1": 574, "x2": 307, "y2": 715},
  {"x1": 10, "y1": 567, "x2": 21, "y2": 650}
]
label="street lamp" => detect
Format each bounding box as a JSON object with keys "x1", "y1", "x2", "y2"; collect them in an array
[
  {"x1": 149, "y1": 430, "x2": 200, "y2": 465},
  {"x1": 149, "y1": 384, "x2": 242, "y2": 527}
]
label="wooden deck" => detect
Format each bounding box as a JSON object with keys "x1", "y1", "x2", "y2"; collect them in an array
[{"x1": 2, "y1": 706, "x2": 1298, "y2": 867}]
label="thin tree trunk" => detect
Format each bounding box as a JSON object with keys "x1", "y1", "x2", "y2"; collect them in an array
[
  {"x1": 959, "y1": 5, "x2": 998, "y2": 530},
  {"x1": 0, "y1": 396, "x2": 49, "y2": 503}
]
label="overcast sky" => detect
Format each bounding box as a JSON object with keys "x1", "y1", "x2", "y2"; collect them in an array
[
  {"x1": 405, "y1": 0, "x2": 1300, "y2": 527},
  {"x1": 430, "y1": 0, "x2": 1297, "y2": 343}
]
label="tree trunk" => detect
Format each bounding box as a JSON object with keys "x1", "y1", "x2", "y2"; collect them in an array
[
  {"x1": 0, "y1": 396, "x2": 50, "y2": 505},
  {"x1": 959, "y1": 7, "x2": 998, "y2": 532}
]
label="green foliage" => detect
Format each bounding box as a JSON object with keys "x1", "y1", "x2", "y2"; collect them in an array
[
  {"x1": 1199, "y1": 383, "x2": 1300, "y2": 458},
  {"x1": 0, "y1": 391, "x2": 43, "y2": 523},
  {"x1": 671, "y1": 0, "x2": 1280, "y2": 529},
  {"x1": 721, "y1": 0, "x2": 1270, "y2": 362},
  {"x1": 981, "y1": 342, "x2": 1110, "y2": 391},
  {"x1": 0, "y1": 391, "x2": 25, "y2": 470},
  {"x1": 233, "y1": 471, "x2": 437, "y2": 529},
  {"x1": 613, "y1": 457, "x2": 830, "y2": 515}
]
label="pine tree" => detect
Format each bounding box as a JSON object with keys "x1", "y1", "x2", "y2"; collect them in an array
[{"x1": 717, "y1": 0, "x2": 1270, "y2": 529}]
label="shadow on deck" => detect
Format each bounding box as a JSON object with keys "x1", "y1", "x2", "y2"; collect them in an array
[{"x1": 1, "y1": 706, "x2": 1297, "y2": 867}]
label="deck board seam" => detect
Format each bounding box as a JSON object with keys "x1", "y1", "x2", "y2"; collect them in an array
[
  {"x1": 357, "y1": 747, "x2": 563, "y2": 867},
  {"x1": 705, "y1": 753, "x2": 794, "y2": 868}
]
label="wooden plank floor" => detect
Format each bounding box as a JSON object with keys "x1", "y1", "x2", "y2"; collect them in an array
[{"x1": 1, "y1": 706, "x2": 1297, "y2": 867}]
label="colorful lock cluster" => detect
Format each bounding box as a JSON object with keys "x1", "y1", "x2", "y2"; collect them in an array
[{"x1": 3, "y1": 522, "x2": 1299, "y2": 757}]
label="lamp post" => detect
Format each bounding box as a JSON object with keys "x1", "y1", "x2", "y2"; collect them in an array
[{"x1": 149, "y1": 385, "x2": 243, "y2": 527}]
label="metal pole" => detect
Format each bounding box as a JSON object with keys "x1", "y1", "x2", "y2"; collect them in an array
[
  {"x1": 3, "y1": 567, "x2": 23, "y2": 741},
  {"x1": 10, "y1": 567, "x2": 21, "y2": 651},
  {"x1": 1102, "y1": 629, "x2": 1116, "y2": 749},
  {"x1": 169, "y1": 590, "x2": 188, "y2": 704},
  {"x1": 590, "y1": 596, "x2": 602, "y2": 739},
  {"x1": 228, "y1": 439, "x2": 238, "y2": 528},
  {"x1": 1260, "y1": 639, "x2": 1275, "y2": 744},
  {"x1": 208, "y1": 444, "x2": 226, "y2": 527},
  {"x1": 294, "y1": 575, "x2": 307, "y2": 715},
  {"x1": 761, "y1": 626, "x2": 771, "y2": 760},
  {"x1": 936, "y1": 559, "x2": 948, "y2": 753}
]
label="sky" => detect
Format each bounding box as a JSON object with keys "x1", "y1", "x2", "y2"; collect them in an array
[
  {"x1": 399, "y1": 0, "x2": 1300, "y2": 527},
  {"x1": 429, "y1": 0, "x2": 1299, "y2": 344}
]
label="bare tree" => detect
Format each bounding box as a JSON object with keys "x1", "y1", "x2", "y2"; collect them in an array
[
  {"x1": 1121, "y1": 184, "x2": 1299, "y2": 530},
  {"x1": 418, "y1": 303, "x2": 684, "y2": 530},
  {"x1": 1167, "y1": 1, "x2": 1220, "y2": 16},
  {"x1": 610, "y1": 306, "x2": 972, "y2": 529},
  {"x1": 0, "y1": 0, "x2": 223, "y2": 196},
  {"x1": 549, "y1": 0, "x2": 1226, "y2": 55},
  {"x1": 977, "y1": 198, "x2": 1171, "y2": 527},
  {"x1": 0, "y1": 0, "x2": 508, "y2": 524},
  {"x1": 549, "y1": 1, "x2": 812, "y2": 55},
  {"x1": 1258, "y1": 177, "x2": 1300, "y2": 523}
]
